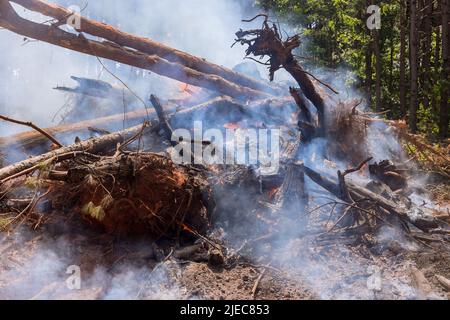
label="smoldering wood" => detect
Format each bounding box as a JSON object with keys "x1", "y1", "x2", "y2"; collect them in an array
[
  {"x1": 0, "y1": 96, "x2": 292, "y2": 154},
  {"x1": 273, "y1": 137, "x2": 309, "y2": 217},
  {"x1": 0, "y1": 1, "x2": 271, "y2": 102},
  {"x1": 9, "y1": 0, "x2": 284, "y2": 96},
  {"x1": 0, "y1": 122, "x2": 159, "y2": 183},
  {"x1": 54, "y1": 76, "x2": 132, "y2": 101},
  {"x1": 299, "y1": 164, "x2": 440, "y2": 232},
  {"x1": 150, "y1": 94, "x2": 175, "y2": 145}
]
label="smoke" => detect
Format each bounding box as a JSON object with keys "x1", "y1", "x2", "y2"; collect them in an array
[
  {"x1": 0, "y1": 0, "x2": 259, "y2": 136},
  {"x1": 0, "y1": 0, "x2": 260, "y2": 300},
  {"x1": 0, "y1": 0, "x2": 440, "y2": 300},
  {"x1": 0, "y1": 228, "x2": 183, "y2": 300}
]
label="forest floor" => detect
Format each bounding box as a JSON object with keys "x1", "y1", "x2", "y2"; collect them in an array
[{"x1": 0, "y1": 180, "x2": 449, "y2": 300}]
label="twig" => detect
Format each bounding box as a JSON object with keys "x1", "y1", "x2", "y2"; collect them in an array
[
  {"x1": 242, "y1": 14, "x2": 269, "y2": 24},
  {"x1": 299, "y1": 69, "x2": 340, "y2": 95},
  {"x1": 252, "y1": 264, "x2": 269, "y2": 299},
  {"x1": 149, "y1": 94, "x2": 175, "y2": 146},
  {"x1": 0, "y1": 115, "x2": 63, "y2": 148},
  {"x1": 342, "y1": 157, "x2": 373, "y2": 177}
]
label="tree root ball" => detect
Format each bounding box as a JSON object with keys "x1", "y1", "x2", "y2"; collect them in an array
[{"x1": 60, "y1": 153, "x2": 211, "y2": 237}]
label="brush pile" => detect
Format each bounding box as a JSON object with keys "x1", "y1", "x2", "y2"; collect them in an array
[{"x1": 0, "y1": 1, "x2": 449, "y2": 258}]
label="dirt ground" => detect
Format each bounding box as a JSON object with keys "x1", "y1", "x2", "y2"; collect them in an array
[{"x1": 0, "y1": 183, "x2": 449, "y2": 300}]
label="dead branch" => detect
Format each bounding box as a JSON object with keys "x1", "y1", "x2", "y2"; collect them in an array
[
  {"x1": 0, "y1": 114, "x2": 63, "y2": 148},
  {"x1": 235, "y1": 15, "x2": 327, "y2": 133},
  {"x1": 299, "y1": 164, "x2": 440, "y2": 232},
  {"x1": 10, "y1": 0, "x2": 283, "y2": 96},
  {"x1": 0, "y1": 1, "x2": 271, "y2": 102},
  {"x1": 150, "y1": 94, "x2": 175, "y2": 145}
]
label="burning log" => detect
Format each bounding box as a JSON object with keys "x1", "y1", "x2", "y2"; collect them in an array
[
  {"x1": 9, "y1": 0, "x2": 283, "y2": 96},
  {"x1": 0, "y1": 1, "x2": 271, "y2": 102}
]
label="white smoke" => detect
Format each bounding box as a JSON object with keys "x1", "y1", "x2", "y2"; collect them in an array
[{"x1": 0, "y1": 0, "x2": 258, "y2": 136}]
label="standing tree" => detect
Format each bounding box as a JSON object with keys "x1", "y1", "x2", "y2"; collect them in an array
[
  {"x1": 399, "y1": 0, "x2": 407, "y2": 117},
  {"x1": 440, "y1": 0, "x2": 450, "y2": 138},
  {"x1": 410, "y1": 0, "x2": 419, "y2": 132}
]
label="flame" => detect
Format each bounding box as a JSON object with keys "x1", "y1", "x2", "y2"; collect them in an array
[
  {"x1": 267, "y1": 187, "x2": 280, "y2": 200},
  {"x1": 224, "y1": 122, "x2": 241, "y2": 130},
  {"x1": 179, "y1": 82, "x2": 190, "y2": 93},
  {"x1": 178, "y1": 82, "x2": 201, "y2": 96}
]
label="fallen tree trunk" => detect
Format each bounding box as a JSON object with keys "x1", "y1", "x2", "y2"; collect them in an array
[
  {"x1": 9, "y1": 0, "x2": 283, "y2": 96},
  {"x1": 0, "y1": 1, "x2": 271, "y2": 101},
  {"x1": 300, "y1": 164, "x2": 440, "y2": 232},
  {"x1": 0, "y1": 96, "x2": 289, "y2": 152},
  {"x1": 0, "y1": 104, "x2": 164, "y2": 151},
  {"x1": 0, "y1": 121, "x2": 157, "y2": 183}
]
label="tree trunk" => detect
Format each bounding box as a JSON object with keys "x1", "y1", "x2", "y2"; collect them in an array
[
  {"x1": 9, "y1": 0, "x2": 282, "y2": 96},
  {"x1": 409, "y1": 0, "x2": 419, "y2": 132},
  {"x1": 420, "y1": 0, "x2": 433, "y2": 112},
  {"x1": 365, "y1": 43, "x2": 373, "y2": 108},
  {"x1": 374, "y1": 30, "x2": 382, "y2": 112},
  {"x1": 0, "y1": 122, "x2": 155, "y2": 182},
  {"x1": 440, "y1": 0, "x2": 450, "y2": 138},
  {"x1": 0, "y1": 1, "x2": 271, "y2": 102},
  {"x1": 400, "y1": 0, "x2": 408, "y2": 117},
  {"x1": 432, "y1": 12, "x2": 441, "y2": 114}
]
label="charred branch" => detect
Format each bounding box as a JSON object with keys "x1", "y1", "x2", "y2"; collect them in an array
[{"x1": 300, "y1": 164, "x2": 440, "y2": 232}]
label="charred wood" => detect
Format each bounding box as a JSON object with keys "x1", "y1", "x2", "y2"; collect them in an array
[{"x1": 299, "y1": 164, "x2": 440, "y2": 232}]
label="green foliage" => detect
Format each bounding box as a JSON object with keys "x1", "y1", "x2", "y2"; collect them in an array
[{"x1": 258, "y1": 0, "x2": 446, "y2": 137}]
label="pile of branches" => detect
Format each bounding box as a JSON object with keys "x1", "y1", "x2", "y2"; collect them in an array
[{"x1": 0, "y1": 4, "x2": 448, "y2": 252}]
